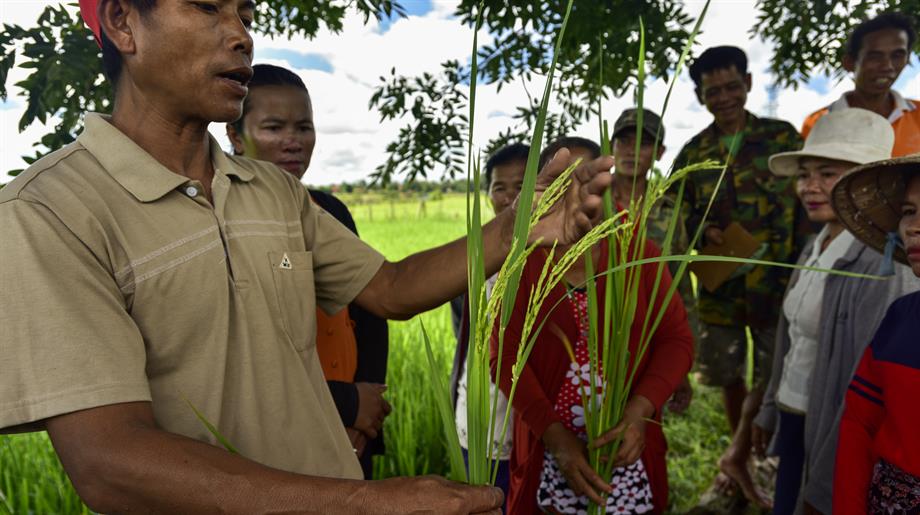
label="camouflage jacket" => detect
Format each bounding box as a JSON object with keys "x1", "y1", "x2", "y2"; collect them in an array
[
  {"x1": 672, "y1": 111, "x2": 809, "y2": 330},
  {"x1": 643, "y1": 193, "x2": 702, "y2": 342}
]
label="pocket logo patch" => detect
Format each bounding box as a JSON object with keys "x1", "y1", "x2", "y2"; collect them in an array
[{"x1": 279, "y1": 253, "x2": 293, "y2": 270}]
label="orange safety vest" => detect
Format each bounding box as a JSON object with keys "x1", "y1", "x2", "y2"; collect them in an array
[
  {"x1": 315, "y1": 307, "x2": 358, "y2": 382},
  {"x1": 801, "y1": 99, "x2": 920, "y2": 158}
]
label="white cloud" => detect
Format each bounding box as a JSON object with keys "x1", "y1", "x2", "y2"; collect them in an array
[
  {"x1": 0, "y1": 0, "x2": 912, "y2": 186},
  {"x1": 0, "y1": 0, "x2": 51, "y2": 27}
]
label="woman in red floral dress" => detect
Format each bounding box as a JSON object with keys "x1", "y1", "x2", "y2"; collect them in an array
[{"x1": 491, "y1": 236, "x2": 694, "y2": 514}]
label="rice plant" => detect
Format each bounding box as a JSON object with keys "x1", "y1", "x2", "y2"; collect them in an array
[{"x1": 425, "y1": 3, "x2": 885, "y2": 514}]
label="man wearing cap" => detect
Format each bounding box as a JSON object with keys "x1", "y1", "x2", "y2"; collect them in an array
[
  {"x1": 0, "y1": 0, "x2": 615, "y2": 512},
  {"x1": 611, "y1": 107, "x2": 699, "y2": 413},
  {"x1": 801, "y1": 13, "x2": 919, "y2": 158},
  {"x1": 672, "y1": 45, "x2": 806, "y2": 507},
  {"x1": 751, "y1": 109, "x2": 919, "y2": 514}
]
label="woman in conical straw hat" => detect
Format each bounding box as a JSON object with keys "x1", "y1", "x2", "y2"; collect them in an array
[
  {"x1": 752, "y1": 108, "x2": 904, "y2": 515},
  {"x1": 831, "y1": 151, "x2": 920, "y2": 514}
]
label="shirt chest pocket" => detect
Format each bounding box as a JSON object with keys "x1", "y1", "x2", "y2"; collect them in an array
[{"x1": 268, "y1": 250, "x2": 316, "y2": 352}]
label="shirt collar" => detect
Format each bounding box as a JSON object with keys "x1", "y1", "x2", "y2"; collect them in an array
[
  {"x1": 212, "y1": 144, "x2": 255, "y2": 182},
  {"x1": 831, "y1": 90, "x2": 915, "y2": 123},
  {"x1": 77, "y1": 113, "x2": 253, "y2": 203},
  {"x1": 810, "y1": 226, "x2": 856, "y2": 269}
]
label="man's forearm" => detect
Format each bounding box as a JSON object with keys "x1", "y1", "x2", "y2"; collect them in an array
[
  {"x1": 47, "y1": 403, "x2": 502, "y2": 515},
  {"x1": 48, "y1": 410, "x2": 370, "y2": 514},
  {"x1": 358, "y1": 208, "x2": 514, "y2": 320}
]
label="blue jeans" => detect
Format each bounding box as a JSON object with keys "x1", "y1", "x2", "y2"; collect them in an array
[{"x1": 461, "y1": 447, "x2": 510, "y2": 514}]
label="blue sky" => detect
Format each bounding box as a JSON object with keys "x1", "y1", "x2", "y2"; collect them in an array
[
  {"x1": 259, "y1": 49, "x2": 334, "y2": 73},
  {"x1": 2, "y1": 1, "x2": 919, "y2": 185},
  {"x1": 377, "y1": 0, "x2": 434, "y2": 33}
]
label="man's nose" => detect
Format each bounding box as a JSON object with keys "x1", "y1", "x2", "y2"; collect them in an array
[{"x1": 225, "y1": 15, "x2": 253, "y2": 58}]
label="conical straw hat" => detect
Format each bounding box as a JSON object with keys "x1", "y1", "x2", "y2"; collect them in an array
[{"x1": 831, "y1": 153, "x2": 920, "y2": 265}]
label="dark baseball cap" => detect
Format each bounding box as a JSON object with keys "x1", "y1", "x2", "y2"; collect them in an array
[{"x1": 612, "y1": 108, "x2": 665, "y2": 142}]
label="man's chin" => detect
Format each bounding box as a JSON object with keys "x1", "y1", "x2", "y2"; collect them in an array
[
  {"x1": 206, "y1": 102, "x2": 245, "y2": 124},
  {"x1": 715, "y1": 111, "x2": 744, "y2": 127}
]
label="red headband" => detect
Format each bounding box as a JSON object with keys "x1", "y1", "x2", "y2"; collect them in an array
[{"x1": 79, "y1": 0, "x2": 102, "y2": 48}]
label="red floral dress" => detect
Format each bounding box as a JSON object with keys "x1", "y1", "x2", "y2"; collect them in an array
[{"x1": 536, "y1": 290, "x2": 654, "y2": 514}]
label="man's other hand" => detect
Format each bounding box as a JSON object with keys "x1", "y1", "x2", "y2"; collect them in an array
[
  {"x1": 368, "y1": 476, "x2": 504, "y2": 514},
  {"x1": 527, "y1": 149, "x2": 614, "y2": 246},
  {"x1": 354, "y1": 382, "x2": 391, "y2": 439}
]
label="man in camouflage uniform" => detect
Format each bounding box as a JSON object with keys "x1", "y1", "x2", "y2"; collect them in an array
[
  {"x1": 610, "y1": 107, "x2": 701, "y2": 413},
  {"x1": 672, "y1": 46, "x2": 806, "y2": 509}
]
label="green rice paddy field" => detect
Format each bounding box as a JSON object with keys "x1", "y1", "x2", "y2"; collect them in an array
[{"x1": 0, "y1": 193, "x2": 731, "y2": 514}]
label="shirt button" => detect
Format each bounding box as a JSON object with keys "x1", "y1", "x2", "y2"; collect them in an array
[
  {"x1": 185, "y1": 186, "x2": 199, "y2": 197},
  {"x1": 331, "y1": 360, "x2": 338, "y2": 368}
]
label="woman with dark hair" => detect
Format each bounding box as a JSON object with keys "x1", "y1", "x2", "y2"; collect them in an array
[
  {"x1": 831, "y1": 153, "x2": 920, "y2": 514},
  {"x1": 226, "y1": 64, "x2": 390, "y2": 479}
]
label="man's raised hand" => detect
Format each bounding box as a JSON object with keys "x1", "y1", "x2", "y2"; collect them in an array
[{"x1": 527, "y1": 148, "x2": 614, "y2": 246}]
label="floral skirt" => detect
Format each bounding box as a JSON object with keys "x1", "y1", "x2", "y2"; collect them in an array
[
  {"x1": 536, "y1": 450, "x2": 654, "y2": 514},
  {"x1": 868, "y1": 459, "x2": 920, "y2": 514}
]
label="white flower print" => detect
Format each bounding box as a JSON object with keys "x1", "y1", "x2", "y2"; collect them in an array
[{"x1": 570, "y1": 405, "x2": 586, "y2": 427}]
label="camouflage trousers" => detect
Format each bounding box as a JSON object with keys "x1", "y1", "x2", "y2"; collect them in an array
[{"x1": 696, "y1": 323, "x2": 775, "y2": 390}]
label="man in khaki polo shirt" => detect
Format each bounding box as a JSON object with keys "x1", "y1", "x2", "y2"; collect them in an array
[{"x1": 0, "y1": 0, "x2": 614, "y2": 513}]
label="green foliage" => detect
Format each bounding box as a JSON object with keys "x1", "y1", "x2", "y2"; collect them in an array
[
  {"x1": 0, "y1": 433, "x2": 90, "y2": 515},
  {"x1": 420, "y1": 320, "x2": 467, "y2": 482},
  {"x1": 370, "y1": 0, "x2": 695, "y2": 181},
  {"x1": 370, "y1": 0, "x2": 920, "y2": 183},
  {"x1": 754, "y1": 0, "x2": 919, "y2": 88},
  {"x1": 0, "y1": 3, "x2": 111, "y2": 176},
  {"x1": 6, "y1": 1, "x2": 920, "y2": 181},
  {"x1": 0, "y1": 0, "x2": 403, "y2": 177},
  {"x1": 368, "y1": 62, "x2": 471, "y2": 185}
]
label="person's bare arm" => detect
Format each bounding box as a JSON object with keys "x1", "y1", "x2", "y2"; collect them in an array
[
  {"x1": 356, "y1": 150, "x2": 614, "y2": 320},
  {"x1": 46, "y1": 402, "x2": 502, "y2": 514}
]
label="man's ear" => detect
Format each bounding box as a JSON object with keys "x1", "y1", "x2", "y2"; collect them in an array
[
  {"x1": 744, "y1": 72, "x2": 752, "y2": 92},
  {"x1": 843, "y1": 53, "x2": 856, "y2": 74},
  {"x1": 656, "y1": 145, "x2": 666, "y2": 160},
  {"x1": 98, "y1": 0, "x2": 137, "y2": 56},
  {"x1": 226, "y1": 124, "x2": 246, "y2": 155},
  {"x1": 694, "y1": 87, "x2": 704, "y2": 104}
]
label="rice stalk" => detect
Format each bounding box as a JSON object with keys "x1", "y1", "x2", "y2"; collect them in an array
[
  {"x1": 456, "y1": 0, "x2": 583, "y2": 488},
  {"x1": 579, "y1": 5, "x2": 712, "y2": 513}
]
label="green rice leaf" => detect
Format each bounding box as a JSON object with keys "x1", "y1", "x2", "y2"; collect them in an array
[
  {"x1": 184, "y1": 397, "x2": 239, "y2": 455},
  {"x1": 498, "y1": 0, "x2": 575, "y2": 330},
  {"x1": 420, "y1": 320, "x2": 467, "y2": 483}
]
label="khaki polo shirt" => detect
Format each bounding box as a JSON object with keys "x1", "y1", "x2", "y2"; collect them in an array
[{"x1": 0, "y1": 113, "x2": 384, "y2": 479}]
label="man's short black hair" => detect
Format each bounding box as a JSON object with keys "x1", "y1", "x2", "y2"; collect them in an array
[
  {"x1": 100, "y1": 0, "x2": 157, "y2": 85},
  {"x1": 537, "y1": 136, "x2": 600, "y2": 171},
  {"x1": 688, "y1": 46, "x2": 748, "y2": 89},
  {"x1": 231, "y1": 64, "x2": 309, "y2": 133},
  {"x1": 484, "y1": 143, "x2": 530, "y2": 187},
  {"x1": 846, "y1": 12, "x2": 917, "y2": 59}
]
